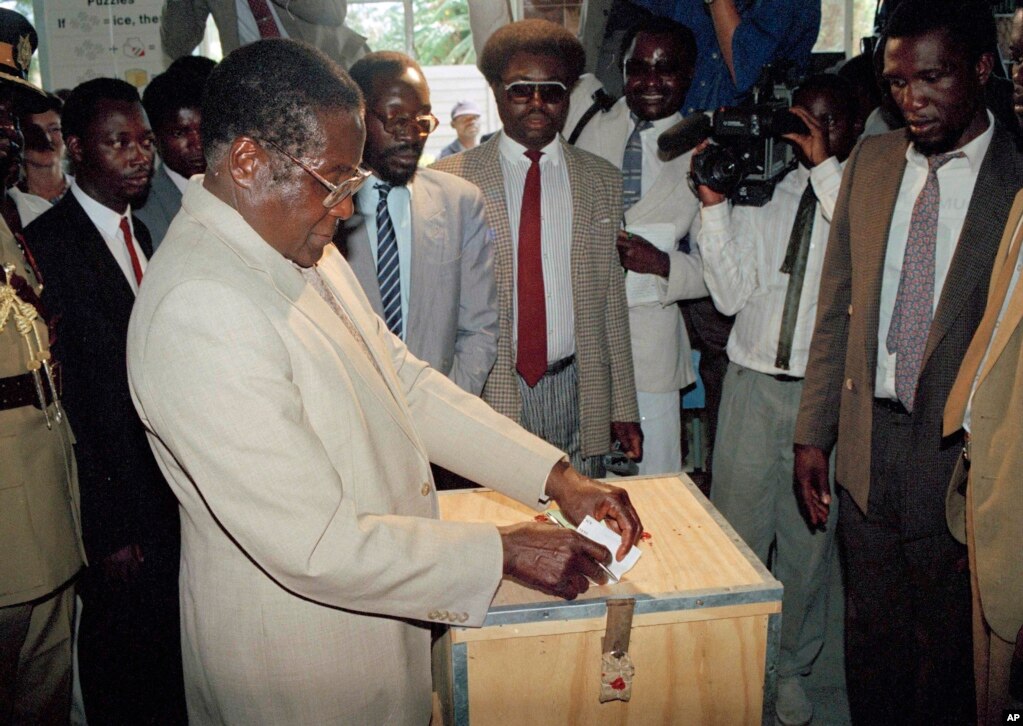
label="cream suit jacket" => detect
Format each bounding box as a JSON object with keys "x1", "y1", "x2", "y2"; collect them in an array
[
  {"x1": 574, "y1": 97, "x2": 708, "y2": 392},
  {"x1": 126, "y1": 179, "x2": 563, "y2": 724},
  {"x1": 343, "y1": 167, "x2": 498, "y2": 396},
  {"x1": 943, "y1": 189, "x2": 1023, "y2": 644}
]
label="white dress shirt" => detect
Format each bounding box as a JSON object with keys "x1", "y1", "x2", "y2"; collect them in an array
[
  {"x1": 71, "y1": 181, "x2": 147, "y2": 295},
  {"x1": 699, "y1": 158, "x2": 843, "y2": 377},
  {"x1": 498, "y1": 131, "x2": 575, "y2": 363},
  {"x1": 235, "y1": 0, "x2": 287, "y2": 44},
  {"x1": 632, "y1": 111, "x2": 681, "y2": 197},
  {"x1": 875, "y1": 113, "x2": 994, "y2": 398},
  {"x1": 166, "y1": 166, "x2": 190, "y2": 194},
  {"x1": 354, "y1": 174, "x2": 413, "y2": 338}
]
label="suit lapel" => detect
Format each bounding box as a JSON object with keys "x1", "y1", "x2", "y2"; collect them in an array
[
  {"x1": 63, "y1": 194, "x2": 137, "y2": 321},
  {"x1": 340, "y1": 208, "x2": 385, "y2": 317},
  {"x1": 406, "y1": 174, "x2": 442, "y2": 351},
  {"x1": 923, "y1": 124, "x2": 1018, "y2": 371},
  {"x1": 977, "y1": 214, "x2": 1023, "y2": 389}
]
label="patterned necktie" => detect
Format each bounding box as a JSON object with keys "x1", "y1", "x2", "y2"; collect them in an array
[
  {"x1": 517, "y1": 149, "x2": 546, "y2": 387},
  {"x1": 775, "y1": 181, "x2": 818, "y2": 371},
  {"x1": 374, "y1": 182, "x2": 403, "y2": 338},
  {"x1": 120, "y1": 216, "x2": 144, "y2": 286},
  {"x1": 886, "y1": 151, "x2": 964, "y2": 412},
  {"x1": 621, "y1": 117, "x2": 653, "y2": 212},
  {"x1": 246, "y1": 0, "x2": 281, "y2": 38}
]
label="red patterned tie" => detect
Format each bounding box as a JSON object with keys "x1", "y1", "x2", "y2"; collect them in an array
[
  {"x1": 886, "y1": 151, "x2": 963, "y2": 412},
  {"x1": 246, "y1": 0, "x2": 281, "y2": 38},
  {"x1": 120, "y1": 217, "x2": 144, "y2": 286},
  {"x1": 517, "y1": 149, "x2": 546, "y2": 387}
]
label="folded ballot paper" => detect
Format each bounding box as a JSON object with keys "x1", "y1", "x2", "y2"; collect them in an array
[
  {"x1": 543, "y1": 510, "x2": 642, "y2": 583},
  {"x1": 622, "y1": 222, "x2": 677, "y2": 306}
]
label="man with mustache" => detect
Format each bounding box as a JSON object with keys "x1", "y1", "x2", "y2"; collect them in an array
[
  {"x1": 793, "y1": 1, "x2": 1023, "y2": 722},
  {"x1": 26, "y1": 78, "x2": 186, "y2": 724},
  {"x1": 343, "y1": 52, "x2": 497, "y2": 398},
  {"x1": 138, "y1": 63, "x2": 211, "y2": 250},
  {"x1": 433, "y1": 19, "x2": 642, "y2": 477}
]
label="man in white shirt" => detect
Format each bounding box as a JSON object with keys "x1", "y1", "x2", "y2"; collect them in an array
[
  {"x1": 26, "y1": 78, "x2": 185, "y2": 724},
  {"x1": 574, "y1": 18, "x2": 707, "y2": 475},
  {"x1": 138, "y1": 64, "x2": 211, "y2": 249},
  {"x1": 696, "y1": 74, "x2": 861, "y2": 726},
  {"x1": 793, "y1": 2, "x2": 1023, "y2": 722}
]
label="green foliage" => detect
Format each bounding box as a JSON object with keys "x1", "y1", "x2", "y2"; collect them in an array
[{"x1": 346, "y1": 0, "x2": 474, "y2": 65}]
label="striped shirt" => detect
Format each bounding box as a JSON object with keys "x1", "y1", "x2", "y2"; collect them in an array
[{"x1": 498, "y1": 132, "x2": 575, "y2": 363}]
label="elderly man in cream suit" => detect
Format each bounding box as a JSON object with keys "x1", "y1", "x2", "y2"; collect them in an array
[
  {"x1": 126, "y1": 40, "x2": 641, "y2": 725},
  {"x1": 573, "y1": 19, "x2": 706, "y2": 474}
]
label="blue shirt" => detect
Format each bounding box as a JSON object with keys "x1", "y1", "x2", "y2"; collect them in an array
[{"x1": 631, "y1": 0, "x2": 820, "y2": 114}]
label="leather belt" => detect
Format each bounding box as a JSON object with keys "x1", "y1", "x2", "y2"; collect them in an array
[
  {"x1": 873, "y1": 397, "x2": 910, "y2": 416},
  {"x1": 0, "y1": 363, "x2": 60, "y2": 411},
  {"x1": 544, "y1": 354, "x2": 575, "y2": 377},
  {"x1": 772, "y1": 373, "x2": 802, "y2": 383}
]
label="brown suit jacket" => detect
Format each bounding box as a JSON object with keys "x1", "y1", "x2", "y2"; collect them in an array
[
  {"x1": 432, "y1": 134, "x2": 639, "y2": 458},
  {"x1": 943, "y1": 189, "x2": 1023, "y2": 643},
  {"x1": 794, "y1": 123, "x2": 1023, "y2": 529}
]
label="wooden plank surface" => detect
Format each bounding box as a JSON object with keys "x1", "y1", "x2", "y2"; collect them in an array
[{"x1": 438, "y1": 475, "x2": 770, "y2": 610}]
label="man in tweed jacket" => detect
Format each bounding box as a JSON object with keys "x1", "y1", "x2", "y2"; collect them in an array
[
  {"x1": 793, "y1": 2, "x2": 1023, "y2": 723},
  {"x1": 434, "y1": 19, "x2": 641, "y2": 475}
]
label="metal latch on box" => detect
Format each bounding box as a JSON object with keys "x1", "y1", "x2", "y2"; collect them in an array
[{"x1": 600, "y1": 598, "x2": 636, "y2": 702}]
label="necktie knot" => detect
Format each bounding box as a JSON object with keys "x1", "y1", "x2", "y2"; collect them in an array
[
  {"x1": 375, "y1": 181, "x2": 392, "y2": 197},
  {"x1": 927, "y1": 151, "x2": 964, "y2": 175},
  {"x1": 631, "y1": 116, "x2": 653, "y2": 134},
  {"x1": 524, "y1": 149, "x2": 543, "y2": 164}
]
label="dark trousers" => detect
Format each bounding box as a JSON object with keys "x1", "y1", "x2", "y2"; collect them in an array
[
  {"x1": 839, "y1": 402, "x2": 974, "y2": 726},
  {"x1": 78, "y1": 538, "x2": 185, "y2": 726},
  {"x1": 680, "y1": 297, "x2": 733, "y2": 475}
]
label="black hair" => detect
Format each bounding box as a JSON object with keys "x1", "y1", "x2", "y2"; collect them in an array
[
  {"x1": 142, "y1": 69, "x2": 206, "y2": 129},
  {"x1": 478, "y1": 19, "x2": 586, "y2": 86},
  {"x1": 348, "y1": 51, "x2": 424, "y2": 100},
  {"x1": 166, "y1": 55, "x2": 217, "y2": 80},
  {"x1": 62, "y1": 77, "x2": 140, "y2": 141},
  {"x1": 885, "y1": 0, "x2": 996, "y2": 65},
  {"x1": 619, "y1": 17, "x2": 697, "y2": 71},
  {"x1": 793, "y1": 73, "x2": 859, "y2": 123},
  {"x1": 200, "y1": 38, "x2": 362, "y2": 169},
  {"x1": 20, "y1": 91, "x2": 62, "y2": 117}
]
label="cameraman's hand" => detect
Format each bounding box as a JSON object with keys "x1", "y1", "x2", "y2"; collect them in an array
[
  {"x1": 691, "y1": 140, "x2": 728, "y2": 207},
  {"x1": 499, "y1": 522, "x2": 611, "y2": 599},
  {"x1": 783, "y1": 106, "x2": 829, "y2": 167}
]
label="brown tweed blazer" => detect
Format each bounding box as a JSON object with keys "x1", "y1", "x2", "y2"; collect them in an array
[
  {"x1": 432, "y1": 135, "x2": 639, "y2": 458},
  {"x1": 794, "y1": 122, "x2": 1023, "y2": 524}
]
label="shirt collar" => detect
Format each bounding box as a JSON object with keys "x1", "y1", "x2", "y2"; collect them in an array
[
  {"x1": 71, "y1": 180, "x2": 132, "y2": 239},
  {"x1": 905, "y1": 110, "x2": 995, "y2": 174},
  {"x1": 355, "y1": 172, "x2": 412, "y2": 214},
  {"x1": 165, "y1": 165, "x2": 190, "y2": 194},
  {"x1": 498, "y1": 130, "x2": 564, "y2": 166}
]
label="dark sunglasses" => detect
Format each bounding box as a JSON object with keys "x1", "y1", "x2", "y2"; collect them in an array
[{"x1": 503, "y1": 81, "x2": 569, "y2": 105}]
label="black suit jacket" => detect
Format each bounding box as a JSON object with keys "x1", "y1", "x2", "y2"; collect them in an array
[{"x1": 26, "y1": 193, "x2": 178, "y2": 562}]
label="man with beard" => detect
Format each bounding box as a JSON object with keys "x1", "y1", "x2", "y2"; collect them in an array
[
  {"x1": 26, "y1": 78, "x2": 186, "y2": 724},
  {"x1": 138, "y1": 63, "x2": 211, "y2": 249},
  {"x1": 793, "y1": 1, "x2": 1023, "y2": 723},
  {"x1": 344, "y1": 52, "x2": 497, "y2": 396},
  {"x1": 0, "y1": 10, "x2": 85, "y2": 723},
  {"x1": 433, "y1": 19, "x2": 642, "y2": 477},
  {"x1": 573, "y1": 18, "x2": 706, "y2": 476}
]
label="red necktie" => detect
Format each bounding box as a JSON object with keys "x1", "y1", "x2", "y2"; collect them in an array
[
  {"x1": 120, "y1": 217, "x2": 144, "y2": 286},
  {"x1": 246, "y1": 0, "x2": 282, "y2": 38},
  {"x1": 517, "y1": 149, "x2": 546, "y2": 387}
]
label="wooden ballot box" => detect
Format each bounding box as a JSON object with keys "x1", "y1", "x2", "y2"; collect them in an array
[{"x1": 433, "y1": 474, "x2": 782, "y2": 726}]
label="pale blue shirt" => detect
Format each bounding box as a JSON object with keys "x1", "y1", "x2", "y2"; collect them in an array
[
  {"x1": 235, "y1": 0, "x2": 287, "y2": 44},
  {"x1": 355, "y1": 174, "x2": 413, "y2": 338}
]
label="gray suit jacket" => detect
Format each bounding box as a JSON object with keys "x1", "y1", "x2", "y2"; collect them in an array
[
  {"x1": 795, "y1": 123, "x2": 1023, "y2": 527},
  {"x1": 432, "y1": 135, "x2": 640, "y2": 458},
  {"x1": 136, "y1": 166, "x2": 181, "y2": 252},
  {"x1": 160, "y1": 0, "x2": 368, "y2": 66},
  {"x1": 342, "y1": 168, "x2": 498, "y2": 395}
]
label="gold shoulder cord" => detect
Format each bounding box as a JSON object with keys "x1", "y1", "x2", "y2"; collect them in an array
[{"x1": 0, "y1": 262, "x2": 63, "y2": 428}]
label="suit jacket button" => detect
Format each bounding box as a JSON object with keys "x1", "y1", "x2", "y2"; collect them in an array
[
  {"x1": 428, "y1": 610, "x2": 440, "y2": 620},
  {"x1": 457, "y1": 613, "x2": 468, "y2": 623},
  {"x1": 420, "y1": 482, "x2": 431, "y2": 496},
  {"x1": 848, "y1": 304, "x2": 853, "y2": 315},
  {"x1": 845, "y1": 378, "x2": 854, "y2": 390}
]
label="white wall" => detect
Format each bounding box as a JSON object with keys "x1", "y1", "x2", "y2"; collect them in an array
[{"x1": 421, "y1": 64, "x2": 499, "y2": 162}]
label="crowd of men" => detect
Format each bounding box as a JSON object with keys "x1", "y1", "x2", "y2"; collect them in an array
[{"x1": 2, "y1": 0, "x2": 1022, "y2": 725}]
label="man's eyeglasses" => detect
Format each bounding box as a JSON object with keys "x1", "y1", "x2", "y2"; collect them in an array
[
  {"x1": 624, "y1": 59, "x2": 685, "y2": 79},
  {"x1": 371, "y1": 110, "x2": 439, "y2": 137},
  {"x1": 502, "y1": 81, "x2": 568, "y2": 105},
  {"x1": 261, "y1": 139, "x2": 371, "y2": 208}
]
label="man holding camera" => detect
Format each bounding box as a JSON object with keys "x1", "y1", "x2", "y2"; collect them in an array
[
  {"x1": 695, "y1": 74, "x2": 860, "y2": 726},
  {"x1": 794, "y1": 1, "x2": 1023, "y2": 722}
]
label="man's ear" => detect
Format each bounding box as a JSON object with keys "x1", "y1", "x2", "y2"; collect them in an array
[
  {"x1": 65, "y1": 135, "x2": 84, "y2": 166},
  {"x1": 228, "y1": 136, "x2": 266, "y2": 190},
  {"x1": 976, "y1": 51, "x2": 995, "y2": 87}
]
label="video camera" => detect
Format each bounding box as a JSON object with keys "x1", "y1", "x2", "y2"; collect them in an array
[{"x1": 657, "y1": 64, "x2": 807, "y2": 206}]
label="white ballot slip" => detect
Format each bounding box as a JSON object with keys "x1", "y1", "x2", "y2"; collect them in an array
[
  {"x1": 576, "y1": 515, "x2": 642, "y2": 581},
  {"x1": 622, "y1": 222, "x2": 677, "y2": 306}
]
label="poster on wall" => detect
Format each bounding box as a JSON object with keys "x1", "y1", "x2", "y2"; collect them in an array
[{"x1": 32, "y1": 0, "x2": 165, "y2": 92}]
